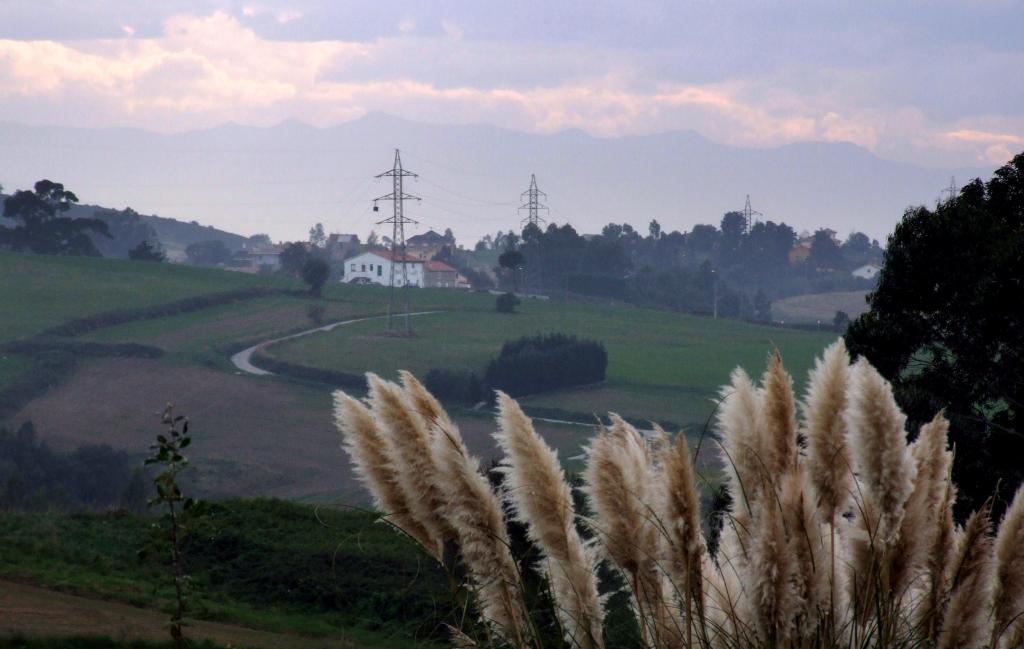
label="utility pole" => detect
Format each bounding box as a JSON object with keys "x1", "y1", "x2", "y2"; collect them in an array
[
  {"x1": 742, "y1": 194, "x2": 763, "y2": 234},
  {"x1": 373, "y1": 149, "x2": 419, "y2": 336}
]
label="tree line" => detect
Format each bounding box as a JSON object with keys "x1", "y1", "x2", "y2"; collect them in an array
[{"x1": 477, "y1": 214, "x2": 882, "y2": 320}]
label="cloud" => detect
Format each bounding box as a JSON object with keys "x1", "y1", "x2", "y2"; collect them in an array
[{"x1": 0, "y1": 9, "x2": 1020, "y2": 167}]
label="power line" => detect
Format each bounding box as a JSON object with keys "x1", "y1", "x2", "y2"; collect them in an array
[{"x1": 373, "y1": 149, "x2": 419, "y2": 336}]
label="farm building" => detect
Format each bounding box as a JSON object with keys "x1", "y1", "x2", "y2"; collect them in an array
[
  {"x1": 344, "y1": 250, "x2": 423, "y2": 286},
  {"x1": 344, "y1": 250, "x2": 465, "y2": 288},
  {"x1": 406, "y1": 229, "x2": 455, "y2": 260},
  {"x1": 851, "y1": 263, "x2": 881, "y2": 280}
]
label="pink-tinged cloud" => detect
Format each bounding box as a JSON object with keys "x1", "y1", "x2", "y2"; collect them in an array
[{"x1": 0, "y1": 11, "x2": 1019, "y2": 167}]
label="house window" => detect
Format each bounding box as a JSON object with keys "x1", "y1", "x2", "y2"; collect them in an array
[
  {"x1": 377, "y1": 265, "x2": 382, "y2": 277},
  {"x1": 361, "y1": 264, "x2": 366, "y2": 272},
  {"x1": 350, "y1": 263, "x2": 356, "y2": 271}
]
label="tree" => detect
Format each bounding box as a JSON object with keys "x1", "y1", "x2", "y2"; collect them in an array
[
  {"x1": 752, "y1": 289, "x2": 772, "y2": 323},
  {"x1": 248, "y1": 233, "x2": 272, "y2": 247},
  {"x1": 833, "y1": 310, "x2": 850, "y2": 331},
  {"x1": 366, "y1": 230, "x2": 379, "y2": 247},
  {"x1": 443, "y1": 227, "x2": 455, "y2": 243},
  {"x1": 498, "y1": 248, "x2": 525, "y2": 291},
  {"x1": 648, "y1": 219, "x2": 662, "y2": 240},
  {"x1": 719, "y1": 211, "x2": 746, "y2": 266},
  {"x1": 279, "y1": 242, "x2": 309, "y2": 275},
  {"x1": 1, "y1": 180, "x2": 109, "y2": 256},
  {"x1": 495, "y1": 292, "x2": 520, "y2": 313},
  {"x1": 846, "y1": 152, "x2": 1024, "y2": 517},
  {"x1": 807, "y1": 228, "x2": 844, "y2": 271},
  {"x1": 144, "y1": 405, "x2": 205, "y2": 649},
  {"x1": 184, "y1": 240, "x2": 230, "y2": 267},
  {"x1": 301, "y1": 257, "x2": 330, "y2": 296},
  {"x1": 128, "y1": 240, "x2": 165, "y2": 262},
  {"x1": 308, "y1": 223, "x2": 326, "y2": 248}
]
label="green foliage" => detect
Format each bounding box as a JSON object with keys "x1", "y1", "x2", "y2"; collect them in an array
[
  {"x1": 846, "y1": 151, "x2": 1024, "y2": 518},
  {"x1": 144, "y1": 406, "x2": 204, "y2": 649},
  {"x1": 1, "y1": 180, "x2": 109, "y2": 257},
  {"x1": 0, "y1": 422, "x2": 141, "y2": 510},
  {"x1": 495, "y1": 291, "x2": 520, "y2": 313},
  {"x1": 423, "y1": 368, "x2": 483, "y2": 404},
  {"x1": 279, "y1": 242, "x2": 309, "y2": 275},
  {"x1": 184, "y1": 240, "x2": 231, "y2": 267},
  {"x1": 0, "y1": 500, "x2": 449, "y2": 644},
  {"x1": 300, "y1": 258, "x2": 330, "y2": 296},
  {"x1": 833, "y1": 310, "x2": 850, "y2": 331},
  {"x1": 0, "y1": 638, "x2": 226, "y2": 649},
  {"x1": 484, "y1": 333, "x2": 607, "y2": 398},
  {"x1": 128, "y1": 240, "x2": 165, "y2": 262}
]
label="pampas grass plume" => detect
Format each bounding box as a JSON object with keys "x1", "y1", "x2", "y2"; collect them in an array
[
  {"x1": 992, "y1": 484, "x2": 1024, "y2": 648},
  {"x1": 332, "y1": 390, "x2": 439, "y2": 557},
  {"x1": 937, "y1": 503, "x2": 994, "y2": 649},
  {"x1": 431, "y1": 415, "x2": 528, "y2": 644},
  {"x1": 367, "y1": 373, "x2": 454, "y2": 553},
  {"x1": 803, "y1": 339, "x2": 852, "y2": 524},
  {"x1": 494, "y1": 392, "x2": 605, "y2": 649},
  {"x1": 844, "y1": 359, "x2": 916, "y2": 545}
]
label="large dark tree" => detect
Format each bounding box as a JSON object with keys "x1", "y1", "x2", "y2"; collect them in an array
[
  {"x1": 1, "y1": 180, "x2": 109, "y2": 256},
  {"x1": 184, "y1": 239, "x2": 231, "y2": 267},
  {"x1": 301, "y1": 257, "x2": 330, "y2": 296},
  {"x1": 846, "y1": 152, "x2": 1024, "y2": 518}
]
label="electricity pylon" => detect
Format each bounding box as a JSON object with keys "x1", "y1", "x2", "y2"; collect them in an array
[
  {"x1": 373, "y1": 149, "x2": 419, "y2": 335},
  {"x1": 519, "y1": 174, "x2": 548, "y2": 229},
  {"x1": 742, "y1": 194, "x2": 763, "y2": 234}
]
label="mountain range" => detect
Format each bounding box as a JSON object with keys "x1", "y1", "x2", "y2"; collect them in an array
[{"x1": 0, "y1": 114, "x2": 993, "y2": 245}]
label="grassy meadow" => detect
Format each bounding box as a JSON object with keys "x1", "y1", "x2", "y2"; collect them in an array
[
  {"x1": 0, "y1": 249, "x2": 838, "y2": 489},
  {"x1": 0, "y1": 251, "x2": 298, "y2": 342},
  {"x1": 0, "y1": 499, "x2": 446, "y2": 648},
  {"x1": 265, "y1": 298, "x2": 837, "y2": 428}
]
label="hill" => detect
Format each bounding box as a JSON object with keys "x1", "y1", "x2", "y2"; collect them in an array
[
  {"x1": 2, "y1": 192, "x2": 250, "y2": 261},
  {"x1": 0, "y1": 116, "x2": 992, "y2": 245},
  {"x1": 1, "y1": 251, "x2": 834, "y2": 500}
]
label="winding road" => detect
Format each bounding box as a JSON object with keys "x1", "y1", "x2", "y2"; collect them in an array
[{"x1": 230, "y1": 311, "x2": 440, "y2": 376}]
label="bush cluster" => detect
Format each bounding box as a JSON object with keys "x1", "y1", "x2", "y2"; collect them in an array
[
  {"x1": 423, "y1": 368, "x2": 483, "y2": 404},
  {"x1": 0, "y1": 422, "x2": 146, "y2": 511},
  {"x1": 484, "y1": 333, "x2": 607, "y2": 398}
]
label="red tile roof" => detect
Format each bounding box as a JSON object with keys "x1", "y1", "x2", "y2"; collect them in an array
[
  {"x1": 425, "y1": 260, "x2": 457, "y2": 272},
  {"x1": 368, "y1": 248, "x2": 420, "y2": 263}
]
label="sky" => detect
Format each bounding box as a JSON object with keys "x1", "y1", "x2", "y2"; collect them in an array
[{"x1": 1, "y1": 1, "x2": 1022, "y2": 170}]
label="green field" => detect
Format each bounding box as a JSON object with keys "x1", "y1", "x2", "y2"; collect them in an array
[
  {"x1": 0, "y1": 251, "x2": 298, "y2": 342},
  {"x1": 266, "y1": 298, "x2": 837, "y2": 427},
  {"x1": 0, "y1": 500, "x2": 445, "y2": 648}
]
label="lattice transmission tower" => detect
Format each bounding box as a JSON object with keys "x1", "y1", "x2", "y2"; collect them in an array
[
  {"x1": 742, "y1": 194, "x2": 763, "y2": 234},
  {"x1": 519, "y1": 174, "x2": 548, "y2": 229},
  {"x1": 373, "y1": 149, "x2": 419, "y2": 335}
]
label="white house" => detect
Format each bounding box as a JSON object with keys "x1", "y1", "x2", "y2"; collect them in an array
[
  {"x1": 344, "y1": 250, "x2": 425, "y2": 287},
  {"x1": 851, "y1": 264, "x2": 881, "y2": 280}
]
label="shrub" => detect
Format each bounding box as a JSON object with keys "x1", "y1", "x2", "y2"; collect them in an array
[
  {"x1": 495, "y1": 292, "x2": 520, "y2": 313},
  {"x1": 334, "y1": 342, "x2": 1024, "y2": 649},
  {"x1": 423, "y1": 368, "x2": 482, "y2": 404},
  {"x1": 484, "y1": 333, "x2": 606, "y2": 398}
]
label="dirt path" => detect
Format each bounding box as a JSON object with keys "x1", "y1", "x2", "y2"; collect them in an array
[
  {"x1": 0, "y1": 580, "x2": 357, "y2": 648},
  {"x1": 231, "y1": 312, "x2": 440, "y2": 375}
]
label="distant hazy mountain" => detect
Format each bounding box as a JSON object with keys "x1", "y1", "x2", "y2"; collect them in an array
[{"x1": 0, "y1": 114, "x2": 992, "y2": 244}]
